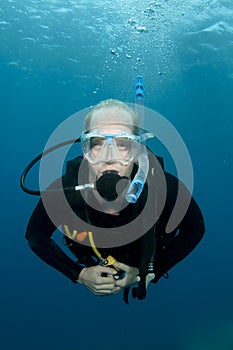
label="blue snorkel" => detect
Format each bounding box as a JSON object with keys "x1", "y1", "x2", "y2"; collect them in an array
[{"x1": 125, "y1": 75, "x2": 150, "y2": 203}]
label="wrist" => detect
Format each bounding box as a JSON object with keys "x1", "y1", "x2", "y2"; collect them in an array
[{"x1": 76, "y1": 267, "x2": 87, "y2": 284}]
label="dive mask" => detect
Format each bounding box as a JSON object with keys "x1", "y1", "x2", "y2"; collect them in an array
[{"x1": 81, "y1": 131, "x2": 150, "y2": 165}]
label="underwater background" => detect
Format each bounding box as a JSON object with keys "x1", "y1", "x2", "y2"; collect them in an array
[{"x1": 1, "y1": 1, "x2": 233, "y2": 349}]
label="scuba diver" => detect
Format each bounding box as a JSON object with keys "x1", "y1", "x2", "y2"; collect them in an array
[{"x1": 22, "y1": 91, "x2": 205, "y2": 303}]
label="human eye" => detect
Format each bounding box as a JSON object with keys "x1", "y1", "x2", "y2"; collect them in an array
[
  {"x1": 90, "y1": 136, "x2": 105, "y2": 149},
  {"x1": 116, "y1": 137, "x2": 131, "y2": 151}
]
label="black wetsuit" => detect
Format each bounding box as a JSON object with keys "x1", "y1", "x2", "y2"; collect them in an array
[{"x1": 25, "y1": 156, "x2": 205, "y2": 288}]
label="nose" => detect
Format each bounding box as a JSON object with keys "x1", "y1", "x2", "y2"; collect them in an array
[
  {"x1": 105, "y1": 144, "x2": 118, "y2": 162},
  {"x1": 99, "y1": 137, "x2": 119, "y2": 163}
]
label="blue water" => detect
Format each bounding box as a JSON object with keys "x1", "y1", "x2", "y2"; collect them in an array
[{"x1": 1, "y1": 1, "x2": 233, "y2": 349}]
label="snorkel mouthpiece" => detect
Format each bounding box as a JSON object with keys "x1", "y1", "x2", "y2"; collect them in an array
[
  {"x1": 125, "y1": 151, "x2": 149, "y2": 203},
  {"x1": 96, "y1": 171, "x2": 129, "y2": 201},
  {"x1": 125, "y1": 178, "x2": 144, "y2": 203}
]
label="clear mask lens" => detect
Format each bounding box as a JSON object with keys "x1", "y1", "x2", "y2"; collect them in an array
[{"x1": 81, "y1": 132, "x2": 141, "y2": 165}]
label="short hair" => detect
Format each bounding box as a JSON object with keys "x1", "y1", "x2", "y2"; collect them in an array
[{"x1": 84, "y1": 99, "x2": 138, "y2": 133}]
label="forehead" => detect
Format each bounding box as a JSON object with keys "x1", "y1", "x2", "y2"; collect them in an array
[{"x1": 89, "y1": 106, "x2": 134, "y2": 131}]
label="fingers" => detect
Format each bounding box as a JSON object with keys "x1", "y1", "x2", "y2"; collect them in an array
[
  {"x1": 78, "y1": 265, "x2": 123, "y2": 296},
  {"x1": 95, "y1": 269, "x2": 123, "y2": 295},
  {"x1": 114, "y1": 264, "x2": 140, "y2": 288},
  {"x1": 111, "y1": 286, "x2": 122, "y2": 295},
  {"x1": 86, "y1": 279, "x2": 115, "y2": 295},
  {"x1": 96, "y1": 265, "x2": 118, "y2": 276},
  {"x1": 90, "y1": 280, "x2": 121, "y2": 296},
  {"x1": 87, "y1": 266, "x2": 121, "y2": 295},
  {"x1": 113, "y1": 261, "x2": 129, "y2": 272},
  {"x1": 95, "y1": 286, "x2": 122, "y2": 296}
]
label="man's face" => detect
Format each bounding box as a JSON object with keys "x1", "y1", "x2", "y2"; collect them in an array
[{"x1": 84, "y1": 106, "x2": 136, "y2": 180}]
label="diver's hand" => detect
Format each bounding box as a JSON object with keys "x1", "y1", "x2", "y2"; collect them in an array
[
  {"x1": 113, "y1": 262, "x2": 139, "y2": 289},
  {"x1": 77, "y1": 265, "x2": 122, "y2": 296}
]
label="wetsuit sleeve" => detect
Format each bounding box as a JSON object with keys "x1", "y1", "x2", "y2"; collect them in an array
[
  {"x1": 155, "y1": 173, "x2": 205, "y2": 281},
  {"x1": 25, "y1": 198, "x2": 83, "y2": 283}
]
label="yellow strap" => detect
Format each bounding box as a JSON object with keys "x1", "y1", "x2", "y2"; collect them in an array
[
  {"x1": 64, "y1": 226, "x2": 117, "y2": 267},
  {"x1": 87, "y1": 233, "x2": 117, "y2": 269},
  {"x1": 87, "y1": 231, "x2": 102, "y2": 260}
]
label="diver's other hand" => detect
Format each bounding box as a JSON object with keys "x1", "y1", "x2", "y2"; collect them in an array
[
  {"x1": 77, "y1": 265, "x2": 122, "y2": 296},
  {"x1": 113, "y1": 261, "x2": 139, "y2": 288}
]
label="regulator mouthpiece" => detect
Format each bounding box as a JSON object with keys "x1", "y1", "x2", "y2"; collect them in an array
[{"x1": 96, "y1": 171, "x2": 129, "y2": 202}]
